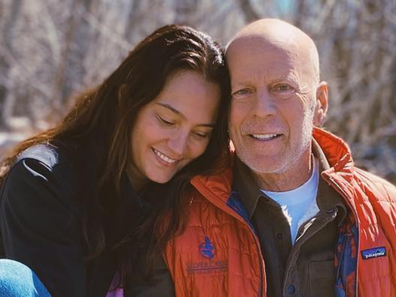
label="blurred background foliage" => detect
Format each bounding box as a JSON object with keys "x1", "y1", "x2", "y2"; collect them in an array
[{"x1": 0, "y1": 0, "x2": 395, "y2": 182}]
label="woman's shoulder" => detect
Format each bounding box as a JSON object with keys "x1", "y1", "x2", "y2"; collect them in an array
[
  {"x1": 3, "y1": 143, "x2": 79, "y2": 200},
  {"x1": 15, "y1": 143, "x2": 72, "y2": 170}
]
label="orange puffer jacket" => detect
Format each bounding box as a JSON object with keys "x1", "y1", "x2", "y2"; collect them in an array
[{"x1": 164, "y1": 128, "x2": 396, "y2": 297}]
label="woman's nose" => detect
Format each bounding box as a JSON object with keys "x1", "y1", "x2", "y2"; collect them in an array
[{"x1": 167, "y1": 131, "x2": 188, "y2": 157}]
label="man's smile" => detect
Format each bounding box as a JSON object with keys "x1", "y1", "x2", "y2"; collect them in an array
[{"x1": 250, "y1": 133, "x2": 281, "y2": 140}]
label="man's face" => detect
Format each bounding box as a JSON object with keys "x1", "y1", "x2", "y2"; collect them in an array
[{"x1": 227, "y1": 37, "x2": 323, "y2": 184}]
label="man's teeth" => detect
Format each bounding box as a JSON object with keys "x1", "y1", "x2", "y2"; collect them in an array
[
  {"x1": 252, "y1": 134, "x2": 278, "y2": 140},
  {"x1": 154, "y1": 149, "x2": 177, "y2": 164}
]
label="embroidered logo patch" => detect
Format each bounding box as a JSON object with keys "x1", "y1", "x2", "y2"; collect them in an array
[
  {"x1": 361, "y1": 246, "x2": 387, "y2": 260},
  {"x1": 185, "y1": 237, "x2": 227, "y2": 275},
  {"x1": 186, "y1": 260, "x2": 228, "y2": 275},
  {"x1": 199, "y1": 236, "x2": 215, "y2": 259}
]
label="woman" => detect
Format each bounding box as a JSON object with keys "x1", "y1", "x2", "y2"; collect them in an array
[{"x1": 0, "y1": 24, "x2": 230, "y2": 297}]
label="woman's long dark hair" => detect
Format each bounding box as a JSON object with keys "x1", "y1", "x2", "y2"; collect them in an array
[{"x1": 0, "y1": 25, "x2": 231, "y2": 284}]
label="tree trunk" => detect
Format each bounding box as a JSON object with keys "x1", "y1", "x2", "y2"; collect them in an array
[
  {"x1": 237, "y1": 0, "x2": 259, "y2": 23},
  {"x1": 0, "y1": 0, "x2": 23, "y2": 129}
]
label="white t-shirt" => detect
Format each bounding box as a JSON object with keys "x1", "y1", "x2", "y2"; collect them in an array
[{"x1": 261, "y1": 157, "x2": 320, "y2": 244}]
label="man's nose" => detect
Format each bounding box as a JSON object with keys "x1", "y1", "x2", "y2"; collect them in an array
[
  {"x1": 167, "y1": 131, "x2": 188, "y2": 157},
  {"x1": 253, "y1": 88, "x2": 277, "y2": 117}
]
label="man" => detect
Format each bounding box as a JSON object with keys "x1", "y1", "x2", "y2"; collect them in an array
[{"x1": 164, "y1": 19, "x2": 396, "y2": 297}]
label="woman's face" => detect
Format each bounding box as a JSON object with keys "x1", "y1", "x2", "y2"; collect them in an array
[{"x1": 128, "y1": 70, "x2": 221, "y2": 190}]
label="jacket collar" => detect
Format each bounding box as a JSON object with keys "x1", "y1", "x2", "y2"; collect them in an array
[{"x1": 312, "y1": 128, "x2": 354, "y2": 172}]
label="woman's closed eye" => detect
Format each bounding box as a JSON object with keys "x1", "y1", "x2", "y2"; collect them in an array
[
  {"x1": 157, "y1": 116, "x2": 175, "y2": 126},
  {"x1": 193, "y1": 131, "x2": 209, "y2": 139},
  {"x1": 191, "y1": 127, "x2": 213, "y2": 140}
]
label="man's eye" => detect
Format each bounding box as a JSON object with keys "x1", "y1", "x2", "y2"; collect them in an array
[
  {"x1": 232, "y1": 88, "x2": 252, "y2": 97},
  {"x1": 273, "y1": 84, "x2": 293, "y2": 92},
  {"x1": 158, "y1": 116, "x2": 175, "y2": 126}
]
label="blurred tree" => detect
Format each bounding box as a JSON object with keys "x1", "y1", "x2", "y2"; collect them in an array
[
  {"x1": 236, "y1": 0, "x2": 259, "y2": 23},
  {"x1": 52, "y1": 0, "x2": 94, "y2": 111},
  {"x1": 0, "y1": 0, "x2": 23, "y2": 130},
  {"x1": 174, "y1": 0, "x2": 198, "y2": 24}
]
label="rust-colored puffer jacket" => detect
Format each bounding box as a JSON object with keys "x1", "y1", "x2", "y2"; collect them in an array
[{"x1": 164, "y1": 128, "x2": 396, "y2": 297}]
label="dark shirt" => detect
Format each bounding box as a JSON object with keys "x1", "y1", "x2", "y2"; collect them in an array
[
  {"x1": 233, "y1": 141, "x2": 347, "y2": 297},
  {"x1": 0, "y1": 144, "x2": 174, "y2": 297}
]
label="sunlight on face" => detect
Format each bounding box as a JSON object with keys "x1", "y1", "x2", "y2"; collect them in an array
[
  {"x1": 128, "y1": 70, "x2": 221, "y2": 190},
  {"x1": 227, "y1": 37, "x2": 318, "y2": 188}
]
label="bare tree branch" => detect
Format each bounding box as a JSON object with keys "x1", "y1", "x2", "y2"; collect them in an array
[{"x1": 236, "y1": 0, "x2": 260, "y2": 23}]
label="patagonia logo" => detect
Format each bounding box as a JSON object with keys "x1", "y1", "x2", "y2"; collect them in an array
[
  {"x1": 199, "y1": 236, "x2": 215, "y2": 259},
  {"x1": 361, "y1": 246, "x2": 387, "y2": 260}
]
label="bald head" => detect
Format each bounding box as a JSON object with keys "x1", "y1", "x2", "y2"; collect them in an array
[{"x1": 227, "y1": 19, "x2": 320, "y2": 85}]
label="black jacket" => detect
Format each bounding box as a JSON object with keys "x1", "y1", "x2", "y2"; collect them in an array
[{"x1": 0, "y1": 144, "x2": 174, "y2": 297}]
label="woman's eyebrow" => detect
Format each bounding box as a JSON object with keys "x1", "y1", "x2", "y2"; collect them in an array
[
  {"x1": 156, "y1": 103, "x2": 182, "y2": 116},
  {"x1": 155, "y1": 102, "x2": 215, "y2": 128}
]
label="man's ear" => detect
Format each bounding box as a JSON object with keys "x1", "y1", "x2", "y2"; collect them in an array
[{"x1": 313, "y1": 81, "x2": 328, "y2": 126}]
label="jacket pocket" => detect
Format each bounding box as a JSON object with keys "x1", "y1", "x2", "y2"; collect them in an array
[{"x1": 309, "y1": 260, "x2": 335, "y2": 297}]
